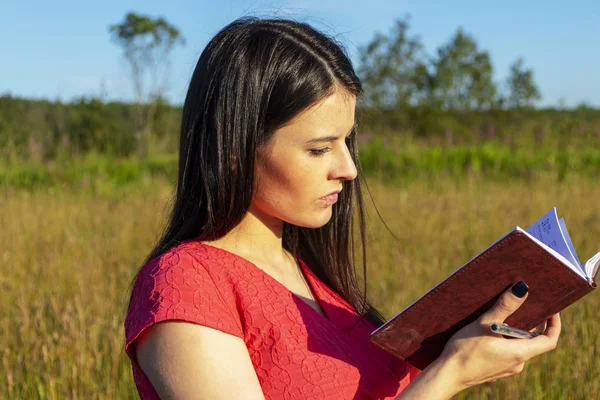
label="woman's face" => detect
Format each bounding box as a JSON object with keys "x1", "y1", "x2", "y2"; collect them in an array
[{"x1": 252, "y1": 87, "x2": 358, "y2": 229}]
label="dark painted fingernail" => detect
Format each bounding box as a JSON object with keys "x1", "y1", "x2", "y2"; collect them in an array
[{"x1": 511, "y1": 281, "x2": 529, "y2": 298}]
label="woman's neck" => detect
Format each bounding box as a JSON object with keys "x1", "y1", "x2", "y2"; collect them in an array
[{"x1": 203, "y1": 207, "x2": 292, "y2": 268}]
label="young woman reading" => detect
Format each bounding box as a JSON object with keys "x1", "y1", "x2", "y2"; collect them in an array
[{"x1": 124, "y1": 17, "x2": 560, "y2": 399}]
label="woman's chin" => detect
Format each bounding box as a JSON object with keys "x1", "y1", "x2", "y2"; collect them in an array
[{"x1": 290, "y1": 209, "x2": 333, "y2": 229}]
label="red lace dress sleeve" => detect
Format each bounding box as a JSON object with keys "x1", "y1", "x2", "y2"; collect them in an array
[{"x1": 124, "y1": 246, "x2": 243, "y2": 399}]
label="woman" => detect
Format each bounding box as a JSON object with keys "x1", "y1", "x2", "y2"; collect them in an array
[{"x1": 124, "y1": 17, "x2": 560, "y2": 399}]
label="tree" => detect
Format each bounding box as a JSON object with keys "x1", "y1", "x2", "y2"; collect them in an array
[
  {"x1": 505, "y1": 57, "x2": 541, "y2": 109},
  {"x1": 430, "y1": 27, "x2": 496, "y2": 111},
  {"x1": 357, "y1": 15, "x2": 430, "y2": 111},
  {"x1": 109, "y1": 12, "x2": 184, "y2": 157}
]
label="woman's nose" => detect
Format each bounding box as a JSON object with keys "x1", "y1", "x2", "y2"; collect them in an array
[{"x1": 332, "y1": 144, "x2": 357, "y2": 181}]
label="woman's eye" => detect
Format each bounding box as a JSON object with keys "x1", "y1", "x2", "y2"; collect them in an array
[{"x1": 308, "y1": 148, "x2": 331, "y2": 157}]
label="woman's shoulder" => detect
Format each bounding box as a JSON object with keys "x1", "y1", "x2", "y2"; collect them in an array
[
  {"x1": 128, "y1": 241, "x2": 248, "y2": 316},
  {"x1": 125, "y1": 240, "x2": 245, "y2": 355},
  {"x1": 134, "y1": 240, "x2": 242, "y2": 287}
]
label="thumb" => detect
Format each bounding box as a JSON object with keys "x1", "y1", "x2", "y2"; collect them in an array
[{"x1": 479, "y1": 280, "x2": 529, "y2": 324}]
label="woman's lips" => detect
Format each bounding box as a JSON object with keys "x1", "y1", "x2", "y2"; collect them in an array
[{"x1": 319, "y1": 193, "x2": 338, "y2": 205}]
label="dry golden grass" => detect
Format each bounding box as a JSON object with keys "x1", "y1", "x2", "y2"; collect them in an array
[{"x1": 1, "y1": 175, "x2": 598, "y2": 399}]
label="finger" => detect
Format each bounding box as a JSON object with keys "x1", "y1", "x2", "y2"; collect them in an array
[
  {"x1": 520, "y1": 313, "x2": 561, "y2": 358},
  {"x1": 543, "y1": 313, "x2": 561, "y2": 338},
  {"x1": 531, "y1": 320, "x2": 547, "y2": 334},
  {"x1": 479, "y1": 281, "x2": 529, "y2": 325}
]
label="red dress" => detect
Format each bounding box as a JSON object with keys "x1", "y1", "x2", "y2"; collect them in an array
[{"x1": 124, "y1": 241, "x2": 419, "y2": 399}]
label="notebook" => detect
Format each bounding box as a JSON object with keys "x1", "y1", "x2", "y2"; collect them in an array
[{"x1": 370, "y1": 208, "x2": 599, "y2": 370}]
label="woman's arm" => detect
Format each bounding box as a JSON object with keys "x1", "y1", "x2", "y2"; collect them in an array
[
  {"x1": 136, "y1": 321, "x2": 266, "y2": 400},
  {"x1": 394, "y1": 355, "x2": 463, "y2": 399},
  {"x1": 394, "y1": 282, "x2": 562, "y2": 400}
]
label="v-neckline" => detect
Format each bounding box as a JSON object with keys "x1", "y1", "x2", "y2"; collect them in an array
[{"x1": 193, "y1": 242, "x2": 331, "y2": 322}]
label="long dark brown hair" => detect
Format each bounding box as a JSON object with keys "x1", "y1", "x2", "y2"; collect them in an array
[{"x1": 135, "y1": 17, "x2": 386, "y2": 328}]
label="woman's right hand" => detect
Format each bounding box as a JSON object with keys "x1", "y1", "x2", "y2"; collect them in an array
[
  {"x1": 398, "y1": 281, "x2": 561, "y2": 399},
  {"x1": 438, "y1": 280, "x2": 561, "y2": 393}
]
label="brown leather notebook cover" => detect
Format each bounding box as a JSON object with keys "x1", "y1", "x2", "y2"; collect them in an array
[{"x1": 370, "y1": 229, "x2": 597, "y2": 371}]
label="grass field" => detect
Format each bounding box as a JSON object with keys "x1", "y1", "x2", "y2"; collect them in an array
[{"x1": 1, "y1": 173, "x2": 599, "y2": 399}]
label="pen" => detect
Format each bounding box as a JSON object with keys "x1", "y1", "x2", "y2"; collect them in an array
[{"x1": 490, "y1": 322, "x2": 539, "y2": 339}]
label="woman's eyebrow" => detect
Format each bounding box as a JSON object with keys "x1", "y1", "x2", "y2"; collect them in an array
[{"x1": 304, "y1": 122, "x2": 357, "y2": 144}]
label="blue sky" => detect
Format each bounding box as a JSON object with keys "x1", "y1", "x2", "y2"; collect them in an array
[{"x1": 2, "y1": 0, "x2": 599, "y2": 107}]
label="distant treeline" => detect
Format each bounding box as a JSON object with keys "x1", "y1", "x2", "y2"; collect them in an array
[
  {"x1": 0, "y1": 94, "x2": 179, "y2": 161},
  {"x1": 4, "y1": 14, "x2": 600, "y2": 162},
  {"x1": 1, "y1": 93, "x2": 599, "y2": 162}
]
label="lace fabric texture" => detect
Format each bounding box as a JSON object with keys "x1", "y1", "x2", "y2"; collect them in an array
[{"x1": 125, "y1": 241, "x2": 418, "y2": 399}]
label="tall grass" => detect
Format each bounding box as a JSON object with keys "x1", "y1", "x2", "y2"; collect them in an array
[{"x1": 1, "y1": 174, "x2": 599, "y2": 399}]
